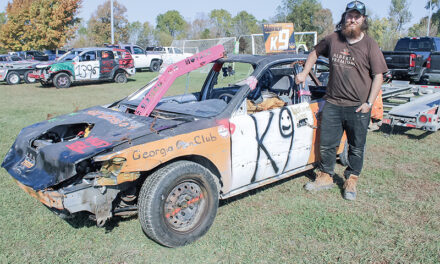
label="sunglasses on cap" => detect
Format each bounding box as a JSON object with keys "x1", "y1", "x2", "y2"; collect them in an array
[{"x1": 345, "y1": 1, "x2": 366, "y2": 15}]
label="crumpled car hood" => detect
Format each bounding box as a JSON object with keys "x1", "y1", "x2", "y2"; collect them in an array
[{"x1": 2, "y1": 106, "x2": 183, "y2": 190}]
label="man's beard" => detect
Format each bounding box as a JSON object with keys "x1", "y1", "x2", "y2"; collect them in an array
[{"x1": 342, "y1": 22, "x2": 363, "y2": 39}]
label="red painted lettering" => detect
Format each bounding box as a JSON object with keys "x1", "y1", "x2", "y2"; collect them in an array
[{"x1": 66, "y1": 141, "x2": 91, "y2": 154}]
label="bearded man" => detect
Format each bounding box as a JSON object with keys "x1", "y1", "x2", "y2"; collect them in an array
[{"x1": 295, "y1": 1, "x2": 387, "y2": 200}]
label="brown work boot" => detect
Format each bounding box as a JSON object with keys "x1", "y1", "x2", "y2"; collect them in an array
[
  {"x1": 343, "y1": 175, "x2": 359, "y2": 201},
  {"x1": 304, "y1": 171, "x2": 334, "y2": 191}
]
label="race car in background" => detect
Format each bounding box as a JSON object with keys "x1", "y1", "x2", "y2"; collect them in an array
[
  {"x1": 30, "y1": 47, "x2": 136, "y2": 88},
  {"x1": 0, "y1": 54, "x2": 39, "y2": 84}
]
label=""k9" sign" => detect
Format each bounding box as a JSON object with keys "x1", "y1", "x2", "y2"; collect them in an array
[{"x1": 262, "y1": 23, "x2": 296, "y2": 54}]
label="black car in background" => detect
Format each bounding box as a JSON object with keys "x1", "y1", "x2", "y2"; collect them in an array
[
  {"x1": 10, "y1": 51, "x2": 49, "y2": 61},
  {"x1": 382, "y1": 37, "x2": 440, "y2": 83},
  {"x1": 43, "y1": 50, "x2": 67, "y2": 61}
]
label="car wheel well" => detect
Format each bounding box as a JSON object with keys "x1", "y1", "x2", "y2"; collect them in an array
[
  {"x1": 51, "y1": 70, "x2": 72, "y2": 78},
  {"x1": 139, "y1": 155, "x2": 223, "y2": 192}
]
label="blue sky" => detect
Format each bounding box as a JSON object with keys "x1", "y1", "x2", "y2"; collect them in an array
[{"x1": 0, "y1": 0, "x2": 431, "y2": 30}]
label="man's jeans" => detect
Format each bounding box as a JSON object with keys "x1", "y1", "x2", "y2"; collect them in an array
[{"x1": 319, "y1": 102, "x2": 371, "y2": 178}]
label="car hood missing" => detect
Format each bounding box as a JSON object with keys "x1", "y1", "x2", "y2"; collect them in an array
[{"x1": 1, "y1": 106, "x2": 183, "y2": 190}]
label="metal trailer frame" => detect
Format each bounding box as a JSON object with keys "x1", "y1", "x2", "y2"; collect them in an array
[{"x1": 381, "y1": 80, "x2": 440, "y2": 132}]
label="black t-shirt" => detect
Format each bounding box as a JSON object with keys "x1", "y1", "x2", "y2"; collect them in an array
[{"x1": 314, "y1": 32, "x2": 388, "y2": 106}]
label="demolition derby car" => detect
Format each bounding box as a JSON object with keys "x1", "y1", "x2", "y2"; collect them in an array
[
  {"x1": 0, "y1": 54, "x2": 39, "y2": 84},
  {"x1": 2, "y1": 45, "x2": 348, "y2": 247},
  {"x1": 30, "y1": 47, "x2": 135, "y2": 88}
]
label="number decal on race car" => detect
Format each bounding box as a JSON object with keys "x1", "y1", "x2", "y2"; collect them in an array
[{"x1": 74, "y1": 61, "x2": 100, "y2": 80}]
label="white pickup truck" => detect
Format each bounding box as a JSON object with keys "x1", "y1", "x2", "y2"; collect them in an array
[
  {"x1": 107, "y1": 44, "x2": 162, "y2": 72},
  {"x1": 147, "y1": 46, "x2": 193, "y2": 65}
]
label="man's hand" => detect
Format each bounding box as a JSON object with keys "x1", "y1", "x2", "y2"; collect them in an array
[
  {"x1": 356, "y1": 103, "x2": 371, "y2": 113},
  {"x1": 295, "y1": 72, "x2": 307, "y2": 84}
]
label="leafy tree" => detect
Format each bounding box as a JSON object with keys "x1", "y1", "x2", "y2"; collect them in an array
[
  {"x1": 137, "y1": 22, "x2": 155, "y2": 48},
  {"x1": 232, "y1": 11, "x2": 260, "y2": 36},
  {"x1": 154, "y1": 31, "x2": 173, "y2": 46},
  {"x1": 369, "y1": 16, "x2": 399, "y2": 50},
  {"x1": 313, "y1": 8, "x2": 334, "y2": 40},
  {"x1": 127, "y1": 21, "x2": 142, "y2": 44},
  {"x1": 408, "y1": 16, "x2": 438, "y2": 36},
  {"x1": 69, "y1": 21, "x2": 95, "y2": 48},
  {"x1": 0, "y1": 12, "x2": 6, "y2": 25},
  {"x1": 388, "y1": 0, "x2": 412, "y2": 34},
  {"x1": 156, "y1": 10, "x2": 186, "y2": 38},
  {"x1": 188, "y1": 13, "x2": 211, "y2": 39},
  {"x1": 0, "y1": 0, "x2": 82, "y2": 51},
  {"x1": 87, "y1": 0, "x2": 129, "y2": 45},
  {"x1": 209, "y1": 9, "x2": 233, "y2": 37},
  {"x1": 276, "y1": 0, "x2": 322, "y2": 32},
  {"x1": 200, "y1": 29, "x2": 211, "y2": 39}
]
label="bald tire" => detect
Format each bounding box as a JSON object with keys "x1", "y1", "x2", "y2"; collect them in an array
[{"x1": 138, "y1": 161, "x2": 219, "y2": 247}]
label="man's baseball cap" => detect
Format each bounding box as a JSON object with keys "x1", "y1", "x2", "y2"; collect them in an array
[{"x1": 345, "y1": 1, "x2": 366, "y2": 16}]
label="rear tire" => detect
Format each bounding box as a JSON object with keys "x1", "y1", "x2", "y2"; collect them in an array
[
  {"x1": 6, "y1": 71, "x2": 21, "y2": 85},
  {"x1": 138, "y1": 161, "x2": 219, "y2": 247},
  {"x1": 114, "y1": 72, "x2": 127, "y2": 83},
  {"x1": 150, "y1": 60, "x2": 160, "y2": 72},
  {"x1": 24, "y1": 70, "x2": 36, "y2": 84},
  {"x1": 54, "y1": 73, "x2": 71, "y2": 88}
]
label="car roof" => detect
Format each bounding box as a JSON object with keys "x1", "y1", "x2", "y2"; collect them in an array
[{"x1": 219, "y1": 53, "x2": 310, "y2": 65}]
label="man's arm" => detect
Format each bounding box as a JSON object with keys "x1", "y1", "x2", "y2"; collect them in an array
[
  {"x1": 295, "y1": 50, "x2": 318, "y2": 84},
  {"x1": 356, "y1": 73, "x2": 383, "y2": 113}
]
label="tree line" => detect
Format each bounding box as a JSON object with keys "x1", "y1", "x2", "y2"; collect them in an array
[{"x1": 0, "y1": 0, "x2": 439, "y2": 52}]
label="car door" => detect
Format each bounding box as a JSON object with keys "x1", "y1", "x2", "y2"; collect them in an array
[
  {"x1": 74, "y1": 50, "x2": 100, "y2": 80},
  {"x1": 131, "y1": 46, "x2": 148, "y2": 68},
  {"x1": 173, "y1": 47, "x2": 185, "y2": 62},
  {"x1": 99, "y1": 50, "x2": 116, "y2": 80},
  {"x1": 229, "y1": 64, "x2": 314, "y2": 191},
  {"x1": 162, "y1": 47, "x2": 175, "y2": 64}
]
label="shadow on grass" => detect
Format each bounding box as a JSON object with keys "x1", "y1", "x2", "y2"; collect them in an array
[
  {"x1": 46, "y1": 207, "x2": 138, "y2": 232},
  {"x1": 375, "y1": 124, "x2": 434, "y2": 140}
]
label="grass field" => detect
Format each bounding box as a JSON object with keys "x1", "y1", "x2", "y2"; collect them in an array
[{"x1": 0, "y1": 71, "x2": 439, "y2": 263}]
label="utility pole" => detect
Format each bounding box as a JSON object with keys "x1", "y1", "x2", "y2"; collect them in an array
[
  {"x1": 111, "y1": 0, "x2": 114, "y2": 44},
  {"x1": 428, "y1": 0, "x2": 432, "y2": 36}
]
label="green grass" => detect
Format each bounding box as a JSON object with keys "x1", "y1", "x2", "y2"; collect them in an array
[{"x1": 1, "y1": 73, "x2": 440, "y2": 263}]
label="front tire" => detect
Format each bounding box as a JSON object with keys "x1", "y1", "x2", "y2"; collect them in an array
[
  {"x1": 150, "y1": 60, "x2": 160, "y2": 72},
  {"x1": 54, "y1": 73, "x2": 71, "y2": 88},
  {"x1": 138, "y1": 161, "x2": 219, "y2": 247},
  {"x1": 6, "y1": 71, "x2": 21, "y2": 85}
]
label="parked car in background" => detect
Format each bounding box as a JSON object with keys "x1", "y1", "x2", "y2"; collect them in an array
[
  {"x1": 9, "y1": 50, "x2": 49, "y2": 61},
  {"x1": 383, "y1": 37, "x2": 440, "y2": 83},
  {"x1": 423, "y1": 51, "x2": 440, "y2": 83},
  {"x1": 43, "y1": 50, "x2": 67, "y2": 61},
  {"x1": 0, "y1": 54, "x2": 38, "y2": 84},
  {"x1": 106, "y1": 44, "x2": 162, "y2": 72},
  {"x1": 150, "y1": 46, "x2": 194, "y2": 65},
  {"x1": 30, "y1": 47, "x2": 135, "y2": 88}
]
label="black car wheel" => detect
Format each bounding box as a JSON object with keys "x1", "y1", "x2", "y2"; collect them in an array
[
  {"x1": 138, "y1": 161, "x2": 219, "y2": 247},
  {"x1": 114, "y1": 72, "x2": 127, "y2": 83},
  {"x1": 150, "y1": 60, "x2": 160, "y2": 72},
  {"x1": 54, "y1": 73, "x2": 71, "y2": 88},
  {"x1": 24, "y1": 70, "x2": 36, "y2": 84},
  {"x1": 6, "y1": 71, "x2": 21, "y2": 85}
]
